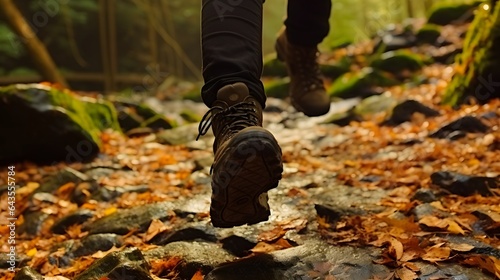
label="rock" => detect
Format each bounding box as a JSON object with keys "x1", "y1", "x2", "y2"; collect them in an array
[
  {"x1": 0, "y1": 84, "x2": 120, "y2": 163},
  {"x1": 431, "y1": 171, "x2": 499, "y2": 197},
  {"x1": 320, "y1": 63, "x2": 350, "y2": 80},
  {"x1": 51, "y1": 209, "x2": 94, "y2": 234},
  {"x1": 13, "y1": 267, "x2": 43, "y2": 280},
  {"x1": 430, "y1": 45, "x2": 462, "y2": 64},
  {"x1": 33, "y1": 167, "x2": 94, "y2": 195},
  {"x1": 144, "y1": 241, "x2": 234, "y2": 279},
  {"x1": 91, "y1": 185, "x2": 150, "y2": 202},
  {"x1": 72, "y1": 234, "x2": 123, "y2": 257},
  {"x1": 18, "y1": 211, "x2": 49, "y2": 236},
  {"x1": 411, "y1": 189, "x2": 438, "y2": 203},
  {"x1": 74, "y1": 247, "x2": 153, "y2": 280},
  {"x1": 372, "y1": 24, "x2": 416, "y2": 52},
  {"x1": 263, "y1": 78, "x2": 290, "y2": 99},
  {"x1": 180, "y1": 109, "x2": 202, "y2": 123},
  {"x1": 322, "y1": 110, "x2": 362, "y2": 126},
  {"x1": 443, "y1": 1, "x2": 500, "y2": 105},
  {"x1": 430, "y1": 116, "x2": 489, "y2": 139},
  {"x1": 412, "y1": 203, "x2": 450, "y2": 222},
  {"x1": 206, "y1": 240, "x2": 391, "y2": 280},
  {"x1": 328, "y1": 68, "x2": 396, "y2": 99},
  {"x1": 149, "y1": 223, "x2": 217, "y2": 245},
  {"x1": 220, "y1": 235, "x2": 257, "y2": 257},
  {"x1": 416, "y1": 24, "x2": 442, "y2": 45},
  {"x1": 156, "y1": 123, "x2": 199, "y2": 145},
  {"x1": 113, "y1": 99, "x2": 176, "y2": 132},
  {"x1": 353, "y1": 94, "x2": 398, "y2": 116},
  {"x1": 0, "y1": 252, "x2": 29, "y2": 269},
  {"x1": 71, "y1": 181, "x2": 100, "y2": 205},
  {"x1": 315, "y1": 204, "x2": 365, "y2": 224},
  {"x1": 84, "y1": 202, "x2": 174, "y2": 235},
  {"x1": 371, "y1": 50, "x2": 425, "y2": 79},
  {"x1": 427, "y1": 2, "x2": 481, "y2": 26},
  {"x1": 383, "y1": 100, "x2": 440, "y2": 125}
]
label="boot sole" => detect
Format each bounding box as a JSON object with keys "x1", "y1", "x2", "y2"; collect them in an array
[{"x1": 210, "y1": 127, "x2": 283, "y2": 228}]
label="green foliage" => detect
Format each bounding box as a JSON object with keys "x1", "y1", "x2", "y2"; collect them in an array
[
  {"x1": 328, "y1": 67, "x2": 399, "y2": 99},
  {"x1": 371, "y1": 50, "x2": 425, "y2": 74},
  {"x1": 416, "y1": 24, "x2": 442, "y2": 44},
  {"x1": 443, "y1": 2, "x2": 500, "y2": 105},
  {"x1": 427, "y1": 0, "x2": 482, "y2": 25}
]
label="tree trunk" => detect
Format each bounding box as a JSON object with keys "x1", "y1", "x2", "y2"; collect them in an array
[
  {"x1": 443, "y1": 2, "x2": 500, "y2": 105},
  {"x1": 0, "y1": 0, "x2": 68, "y2": 87}
]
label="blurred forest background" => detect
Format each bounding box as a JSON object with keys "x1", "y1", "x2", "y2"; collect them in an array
[{"x1": 0, "y1": 0, "x2": 468, "y2": 92}]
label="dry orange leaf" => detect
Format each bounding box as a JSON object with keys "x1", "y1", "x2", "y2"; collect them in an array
[
  {"x1": 191, "y1": 270, "x2": 204, "y2": 280},
  {"x1": 418, "y1": 216, "x2": 448, "y2": 230},
  {"x1": 144, "y1": 219, "x2": 169, "y2": 242},
  {"x1": 421, "y1": 244, "x2": 451, "y2": 262},
  {"x1": 462, "y1": 255, "x2": 500, "y2": 279},
  {"x1": 449, "y1": 243, "x2": 474, "y2": 252},
  {"x1": 396, "y1": 267, "x2": 418, "y2": 280}
]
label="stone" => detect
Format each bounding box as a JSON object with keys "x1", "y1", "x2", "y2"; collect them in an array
[
  {"x1": 416, "y1": 24, "x2": 442, "y2": 45},
  {"x1": 315, "y1": 204, "x2": 365, "y2": 224},
  {"x1": 33, "y1": 167, "x2": 94, "y2": 195},
  {"x1": 206, "y1": 240, "x2": 391, "y2": 280},
  {"x1": 156, "y1": 123, "x2": 199, "y2": 145},
  {"x1": 149, "y1": 223, "x2": 217, "y2": 245},
  {"x1": 411, "y1": 189, "x2": 438, "y2": 203},
  {"x1": 91, "y1": 185, "x2": 150, "y2": 202},
  {"x1": 431, "y1": 171, "x2": 500, "y2": 196},
  {"x1": 84, "y1": 202, "x2": 175, "y2": 235},
  {"x1": 0, "y1": 84, "x2": 120, "y2": 163},
  {"x1": 383, "y1": 100, "x2": 440, "y2": 125},
  {"x1": 74, "y1": 247, "x2": 153, "y2": 280},
  {"x1": 0, "y1": 253, "x2": 29, "y2": 269},
  {"x1": 431, "y1": 171, "x2": 498, "y2": 196},
  {"x1": 328, "y1": 68, "x2": 397, "y2": 99},
  {"x1": 427, "y1": 1, "x2": 481, "y2": 26},
  {"x1": 72, "y1": 234, "x2": 123, "y2": 257},
  {"x1": 13, "y1": 267, "x2": 43, "y2": 280},
  {"x1": 371, "y1": 50, "x2": 425, "y2": 79},
  {"x1": 353, "y1": 94, "x2": 398, "y2": 116},
  {"x1": 220, "y1": 235, "x2": 257, "y2": 257},
  {"x1": 18, "y1": 211, "x2": 49, "y2": 236},
  {"x1": 262, "y1": 53, "x2": 287, "y2": 77},
  {"x1": 322, "y1": 110, "x2": 362, "y2": 127},
  {"x1": 372, "y1": 25, "x2": 417, "y2": 52},
  {"x1": 144, "y1": 241, "x2": 234, "y2": 279},
  {"x1": 51, "y1": 209, "x2": 94, "y2": 234},
  {"x1": 113, "y1": 99, "x2": 176, "y2": 132},
  {"x1": 430, "y1": 116, "x2": 489, "y2": 139}
]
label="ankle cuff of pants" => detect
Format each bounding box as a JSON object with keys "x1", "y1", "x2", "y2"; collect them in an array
[{"x1": 201, "y1": 71, "x2": 266, "y2": 109}]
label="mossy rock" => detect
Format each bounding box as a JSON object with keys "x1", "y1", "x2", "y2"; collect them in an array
[
  {"x1": 443, "y1": 2, "x2": 500, "y2": 105},
  {"x1": 180, "y1": 109, "x2": 202, "y2": 123},
  {"x1": 328, "y1": 68, "x2": 399, "y2": 99},
  {"x1": 181, "y1": 86, "x2": 203, "y2": 102},
  {"x1": 320, "y1": 63, "x2": 350, "y2": 79},
  {"x1": 113, "y1": 100, "x2": 175, "y2": 132},
  {"x1": 264, "y1": 77, "x2": 290, "y2": 99},
  {"x1": 416, "y1": 24, "x2": 442, "y2": 45},
  {"x1": 0, "y1": 84, "x2": 120, "y2": 163},
  {"x1": 141, "y1": 115, "x2": 176, "y2": 130},
  {"x1": 427, "y1": 1, "x2": 482, "y2": 26},
  {"x1": 371, "y1": 50, "x2": 425, "y2": 77},
  {"x1": 262, "y1": 53, "x2": 287, "y2": 77}
]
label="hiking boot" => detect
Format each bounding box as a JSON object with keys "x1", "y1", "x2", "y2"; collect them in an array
[
  {"x1": 197, "y1": 82, "x2": 283, "y2": 228},
  {"x1": 275, "y1": 30, "x2": 330, "y2": 116}
]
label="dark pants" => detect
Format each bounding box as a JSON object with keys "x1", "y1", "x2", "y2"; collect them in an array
[{"x1": 201, "y1": 0, "x2": 332, "y2": 108}]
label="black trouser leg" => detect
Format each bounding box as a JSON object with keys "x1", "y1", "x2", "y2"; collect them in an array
[
  {"x1": 201, "y1": 0, "x2": 265, "y2": 108},
  {"x1": 285, "y1": 0, "x2": 332, "y2": 47}
]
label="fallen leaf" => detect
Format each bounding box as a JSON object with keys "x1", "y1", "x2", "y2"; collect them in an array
[
  {"x1": 144, "y1": 219, "x2": 169, "y2": 242},
  {"x1": 421, "y1": 244, "x2": 451, "y2": 262},
  {"x1": 191, "y1": 270, "x2": 204, "y2": 280},
  {"x1": 449, "y1": 243, "x2": 474, "y2": 252},
  {"x1": 396, "y1": 267, "x2": 418, "y2": 280}
]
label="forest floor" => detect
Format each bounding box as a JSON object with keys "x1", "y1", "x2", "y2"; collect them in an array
[{"x1": 1, "y1": 66, "x2": 499, "y2": 279}]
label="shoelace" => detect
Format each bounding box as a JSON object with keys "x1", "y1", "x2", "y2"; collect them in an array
[
  {"x1": 293, "y1": 48, "x2": 324, "y2": 91},
  {"x1": 196, "y1": 101, "x2": 259, "y2": 141}
]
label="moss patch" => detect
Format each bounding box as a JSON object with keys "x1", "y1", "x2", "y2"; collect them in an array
[
  {"x1": 0, "y1": 84, "x2": 120, "y2": 163},
  {"x1": 416, "y1": 24, "x2": 442, "y2": 45},
  {"x1": 443, "y1": 2, "x2": 500, "y2": 105},
  {"x1": 427, "y1": 1, "x2": 482, "y2": 25}
]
